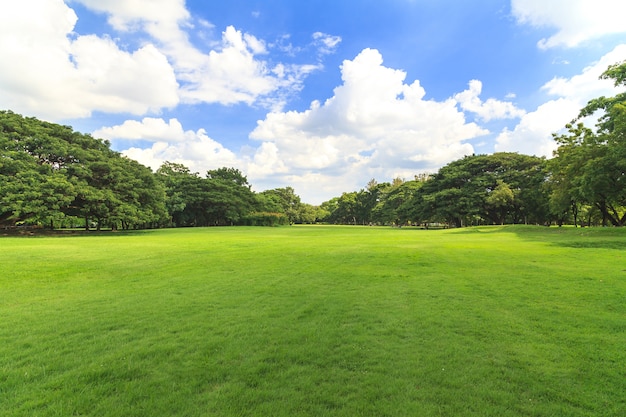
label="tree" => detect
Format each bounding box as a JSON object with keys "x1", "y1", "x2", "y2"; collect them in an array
[
  {"x1": 333, "y1": 192, "x2": 359, "y2": 224},
  {"x1": 411, "y1": 153, "x2": 549, "y2": 226},
  {"x1": 204, "y1": 167, "x2": 256, "y2": 225},
  {"x1": 372, "y1": 179, "x2": 424, "y2": 226},
  {"x1": 486, "y1": 180, "x2": 515, "y2": 225},
  {"x1": 258, "y1": 187, "x2": 302, "y2": 223},
  {"x1": 0, "y1": 111, "x2": 168, "y2": 230},
  {"x1": 550, "y1": 60, "x2": 626, "y2": 226}
]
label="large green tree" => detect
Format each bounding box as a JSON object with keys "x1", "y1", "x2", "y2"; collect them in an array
[
  {"x1": 157, "y1": 164, "x2": 257, "y2": 226},
  {"x1": 205, "y1": 167, "x2": 256, "y2": 225},
  {"x1": 257, "y1": 187, "x2": 302, "y2": 223},
  {"x1": 371, "y1": 178, "x2": 425, "y2": 226},
  {"x1": 0, "y1": 111, "x2": 167, "y2": 229},
  {"x1": 551, "y1": 61, "x2": 626, "y2": 226},
  {"x1": 412, "y1": 153, "x2": 549, "y2": 226}
]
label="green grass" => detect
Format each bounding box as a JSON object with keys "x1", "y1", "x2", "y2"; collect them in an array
[{"x1": 1, "y1": 225, "x2": 624, "y2": 416}]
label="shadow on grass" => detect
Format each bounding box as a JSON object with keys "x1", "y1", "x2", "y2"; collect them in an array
[
  {"x1": 454, "y1": 224, "x2": 626, "y2": 250},
  {"x1": 0, "y1": 228, "x2": 154, "y2": 238},
  {"x1": 551, "y1": 238, "x2": 626, "y2": 250}
]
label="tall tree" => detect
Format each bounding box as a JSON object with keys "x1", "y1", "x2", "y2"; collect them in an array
[
  {"x1": 551, "y1": 60, "x2": 626, "y2": 226},
  {"x1": 205, "y1": 168, "x2": 256, "y2": 225}
]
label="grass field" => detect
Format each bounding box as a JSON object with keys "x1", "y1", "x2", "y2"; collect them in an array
[{"x1": 1, "y1": 225, "x2": 625, "y2": 416}]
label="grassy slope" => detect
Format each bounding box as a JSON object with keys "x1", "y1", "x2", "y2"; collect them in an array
[{"x1": 0, "y1": 225, "x2": 624, "y2": 416}]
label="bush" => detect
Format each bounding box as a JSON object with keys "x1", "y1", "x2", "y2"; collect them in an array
[{"x1": 241, "y1": 212, "x2": 289, "y2": 226}]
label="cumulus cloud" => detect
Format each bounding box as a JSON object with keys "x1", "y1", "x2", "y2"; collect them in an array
[
  {"x1": 94, "y1": 117, "x2": 194, "y2": 142},
  {"x1": 179, "y1": 26, "x2": 319, "y2": 109},
  {"x1": 75, "y1": 0, "x2": 190, "y2": 37},
  {"x1": 512, "y1": 0, "x2": 626, "y2": 49},
  {"x1": 495, "y1": 99, "x2": 581, "y2": 156},
  {"x1": 454, "y1": 80, "x2": 526, "y2": 122},
  {"x1": 495, "y1": 44, "x2": 626, "y2": 156},
  {"x1": 0, "y1": 0, "x2": 178, "y2": 120},
  {"x1": 0, "y1": 0, "x2": 328, "y2": 121},
  {"x1": 74, "y1": 1, "x2": 324, "y2": 110},
  {"x1": 96, "y1": 117, "x2": 240, "y2": 173},
  {"x1": 247, "y1": 48, "x2": 488, "y2": 203}
]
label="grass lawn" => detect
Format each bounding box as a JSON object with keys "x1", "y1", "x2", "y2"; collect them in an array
[{"x1": 1, "y1": 225, "x2": 624, "y2": 416}]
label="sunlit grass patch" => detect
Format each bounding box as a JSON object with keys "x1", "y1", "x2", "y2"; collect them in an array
[{"x1": 1, "y1": 225, "x2": 625, "y2": 416}]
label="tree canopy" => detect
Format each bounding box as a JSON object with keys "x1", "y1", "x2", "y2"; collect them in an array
[
  {"x1": 0, "y1": 111, "x2": 166, "y2": 229},
  {"x1": 550, "y1": 60, "x2": 626, "y2": 226}
]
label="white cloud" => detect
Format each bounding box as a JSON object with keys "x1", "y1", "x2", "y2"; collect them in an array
[
  {"x1": 98, "y1": 117, "x2": 240, "y2": 173},
  {"x1": 495, "y1": 98, "x2": 580, "y2": 156},
  {"x1": 496, "y1": 44, "x2": 626, "y2": 156},
  {"x1": 454, "y1": 80, "x2": 526, "y2": 122},
  {"x1": 75, "y1": 0, "x2": 190, "y2": 32},
  {"x1": 94, "y1": 117, "x2": 194, "y2": 142},
  {"x1": 178, "y1": 26, "x2": 318, "y2": 108},
  {"x1": 541, "y1": 46, "x2": 626, "y2": 98},
  {"x1": 106, "y1": 49, "x2": 490, "y2": 203},
  {"x1": 313, "y1": 32, "x2": 342, "y2": 55},
  {"x1": 0, "y1": 0, "x2": 323, "y2": 121},
  {"x1": 0, "y1": 0, "x2": 178, "y2": 120},
  {"x1": 74, "y1": 1, "x2": 321, "y2": 110},
  {"x1": 512, "y1": 0, "x2": 626, "y2": 49},
  {"x1": 247, "y1": 48, "x2": 488, "y2": 203}
]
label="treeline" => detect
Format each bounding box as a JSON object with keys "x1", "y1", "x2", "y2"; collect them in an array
[
  {"x1": 321, "y1": 153, "x2": 551, "y2": 227},
  {"x1": 1, "y1": 61, "x2": 625, "y2": 229},
  {"x1": 0, "y1": 110, "x2": 319, "y2": 230}
]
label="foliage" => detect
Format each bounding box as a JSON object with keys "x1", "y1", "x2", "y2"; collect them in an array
[
  {"x1": 0, "y1": 111, "x2": 167, "y2": 229},
  {"x1": 550, "y1": 60, "x2": 626, "y2": 226},
  {"x1": 412, "y1": 153, "x2": 550, "y2": 227},
  {"x1": 242, "y1": 211, "x2": 289, "y2": 226},
  {"x1": 371, "y1": 178, "x2": 425, "y2": 225},
  {"x1": 156, "y1": 164, "x2": 257, "y2": 226}
]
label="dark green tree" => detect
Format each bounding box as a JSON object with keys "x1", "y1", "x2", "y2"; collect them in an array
[
  {"x1": 257, "y1": 187, "x2": 302, "y2": 223},
  {"x1": 551, "y1": 60, "x2": 626, "y2": 226},
  {"x1": 412, "y1": 153, "x2": 549, "y2": 226},
  {"x1": 0, "y1": 111, "x2": 167, "y2": 229}
]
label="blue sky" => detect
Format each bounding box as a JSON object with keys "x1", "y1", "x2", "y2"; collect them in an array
[{"x1": 1, "y1": 0, "x2": 625, "y2": 203}]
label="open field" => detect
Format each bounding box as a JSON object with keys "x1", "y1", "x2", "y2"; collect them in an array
[{"x1": 1, "y1": 225, "x2": 625, "y2": 416}]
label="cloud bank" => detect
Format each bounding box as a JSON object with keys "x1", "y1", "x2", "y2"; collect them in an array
[
  {"x1": 0, "y1": 0, "x2": 329, "y2": 120},
  {"x1": 512, "y1": 0, "x2": 626, "y2": 49}
]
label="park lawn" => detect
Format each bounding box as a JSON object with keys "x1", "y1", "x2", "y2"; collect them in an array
[{"x1": 0, "y1": 225, "x2": 624, "y2": 416}]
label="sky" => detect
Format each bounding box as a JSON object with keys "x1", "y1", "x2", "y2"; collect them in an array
[{"x1": 1, "y1": 0, "x2": 626, "y2": 204}]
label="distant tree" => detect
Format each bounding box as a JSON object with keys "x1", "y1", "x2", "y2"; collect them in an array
[
  {"x1": 157, "y1": 162, "x2": 198, "y2": 226},
  {"x1": 258, "y1": 187, "x2": 302, "y2": 223},
  {"x1": 205, "y1": 167, "x2": 256, "y2": 225},
  {"x1": 157, "y1": 164, "x2": 257, "y2": 226},
  {"x1": 372, "y1": 179, "x2": 423, "y2": 225},
  {"x1": 412, "y1": 153, "x2": 549, "y2": 226},
  {"x1": 333, "y1": 192, "x2": 359, "y2": 224},
  {"x1": 318, "y1": 198, "x2": 339, "y2": 223}
]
